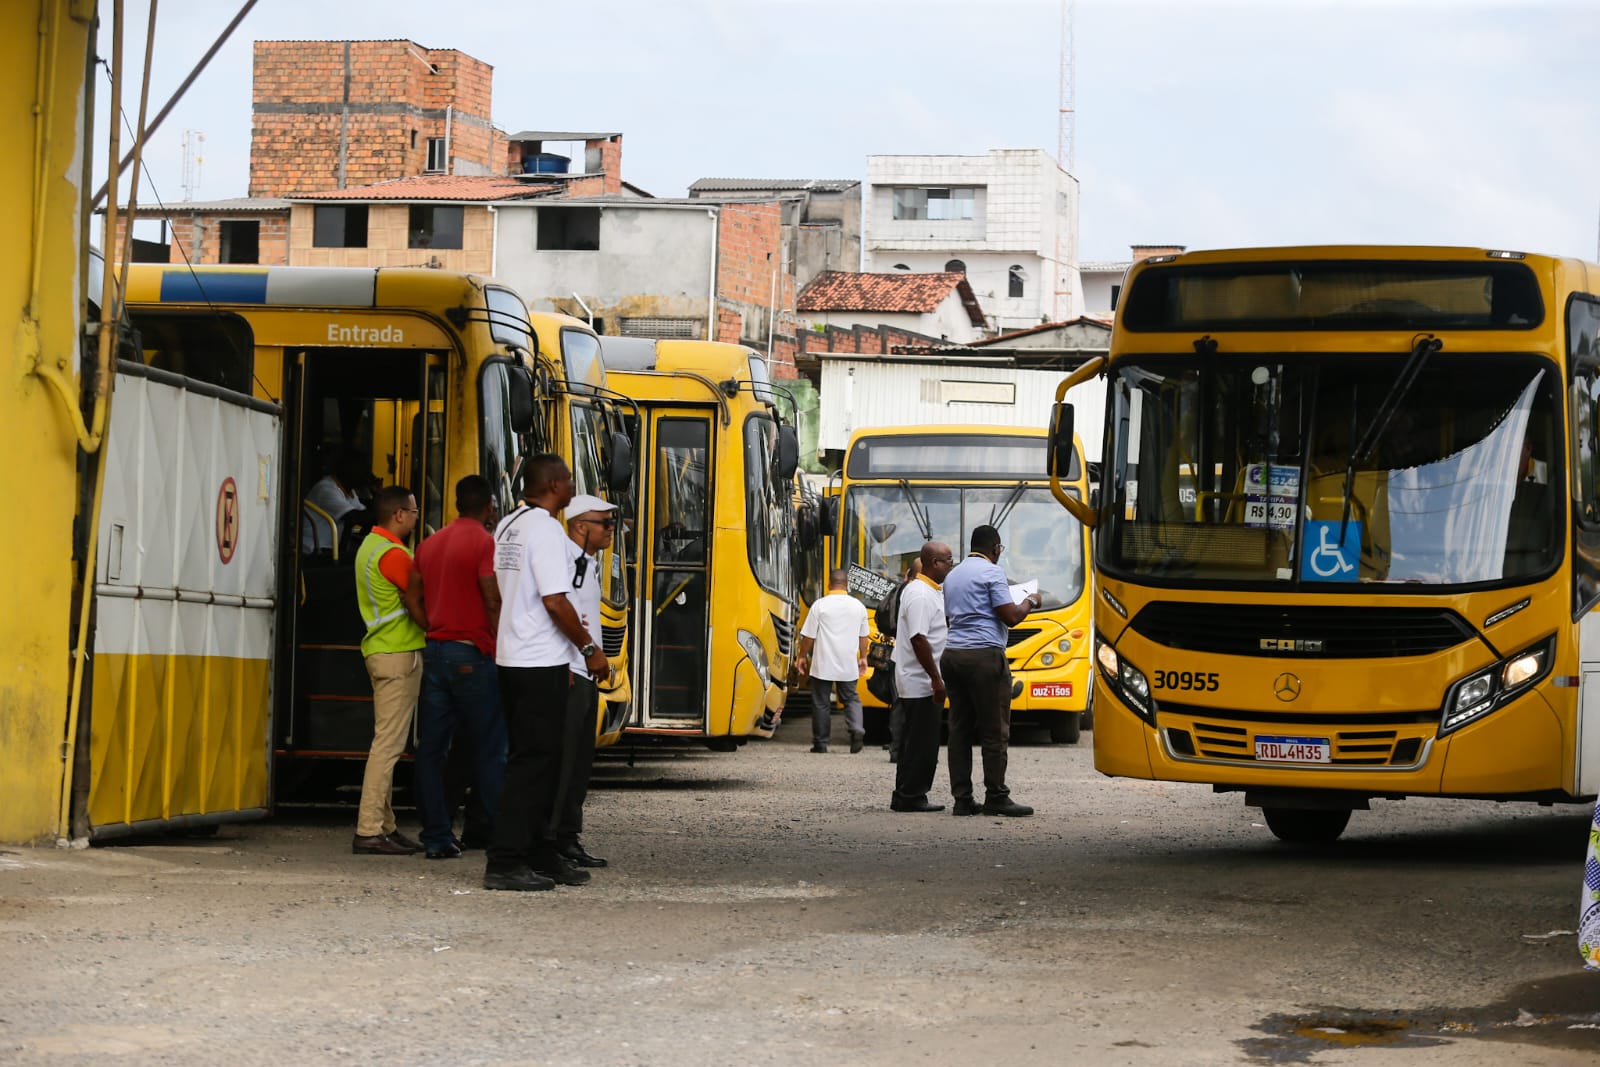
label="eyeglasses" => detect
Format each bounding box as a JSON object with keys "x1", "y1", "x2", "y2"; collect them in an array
[{"x1": 572, "y1": 555, "x2": 589, "y2": 589}]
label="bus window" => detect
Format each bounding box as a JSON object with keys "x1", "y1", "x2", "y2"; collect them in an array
[
  {"x1": 841, "y1": 484, "x2": 960, "y2": 603},
  {"x1": 743, "y1": 414, "x2": 795, "y2": 600},
  {"x1": 654, "y1": 419, "x2": 709, "y2": 565},
  {"x1": 479, "y1": 359, "x2": 533, "y2": 515},
  {"x1": 650, "y1": 417, "x2": 711, "y2": 720},
  {"x1": 128, "y1": 309, "x2": 255, "y2": 394},
  {"x1": 485, "y1": 286, "x2": 534, "y2": 350},
  {"x1": 964, "y1": 486, "x2": 1085, "y2": 610},
  {"x1": 562, "y1": 327, "x2": 603, "y2": 386}
]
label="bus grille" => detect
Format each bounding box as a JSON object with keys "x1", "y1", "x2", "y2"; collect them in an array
[
  {"x1": 1167, "y1": 722, "x2": 1425, "y2": 767},
  {"x1": 1006, "y1": 627, "x2": 1040, "y2": 647},
  {"x1": 1129, "y1": 602, "x2": 1474, "y2": 658},
  {"x1": 772, "y1": 612, "x2": 794, "y2": 657},
  {"x1": 602, "y1": 623, "x2": 626, "y2": 658}
]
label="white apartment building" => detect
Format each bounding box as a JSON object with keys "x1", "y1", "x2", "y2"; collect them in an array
[{"x1": 864, "y1": 149, "x2": 1083, "y2": 333}]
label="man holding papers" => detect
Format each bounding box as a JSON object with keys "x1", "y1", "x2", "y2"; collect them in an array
[{"x1": 940, "y1": 524, "x2": 1043, "y2": 817}]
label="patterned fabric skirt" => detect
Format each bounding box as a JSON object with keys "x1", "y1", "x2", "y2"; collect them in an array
[{"x1": 1582, "y1": 800, "x2": 1600, "y2": 970}]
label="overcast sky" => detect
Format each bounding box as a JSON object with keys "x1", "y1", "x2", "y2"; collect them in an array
[{"x1": 100, "y1": 0, "x2": 1599, "y2": 263}]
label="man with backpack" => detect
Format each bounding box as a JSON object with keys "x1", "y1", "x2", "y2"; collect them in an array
[
  {"x1": 890, "y1": 543, "x2": 954, "y2": 812},
  {"x1": 879, "y1": 557, "x2": 921, "y2": 763},
  {"x1": 796, "y1": 569, "x2": 870, "y2": 753}
]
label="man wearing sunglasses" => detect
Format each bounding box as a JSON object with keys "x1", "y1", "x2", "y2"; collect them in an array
[
  {"x1": 551, "y1": 494, "x2": 619, "y2": 871},
  {"x1": 484, "y1": 455, "x2": 609, "y2": 892}
]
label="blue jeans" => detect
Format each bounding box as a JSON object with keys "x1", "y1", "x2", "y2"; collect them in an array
[{"x1": 417, "y1": 641, "x2": 507, "y2": 850}]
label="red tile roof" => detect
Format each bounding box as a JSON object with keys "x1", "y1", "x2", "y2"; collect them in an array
[
  {"x1": 293, "y1": 175, "x2": 561, "y2": 202},
  {"x1": 798, "y1": 271, "x2": 966, "y2": 314}
]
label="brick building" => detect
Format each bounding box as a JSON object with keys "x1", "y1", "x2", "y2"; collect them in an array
[{"x1": 250, "y1": 39, "x2": 499, "y2": 197}]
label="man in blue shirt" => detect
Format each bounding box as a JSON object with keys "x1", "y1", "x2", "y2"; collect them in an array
[{"x1": 940, "y1": 524, "x2": 1042, "y2": 816}]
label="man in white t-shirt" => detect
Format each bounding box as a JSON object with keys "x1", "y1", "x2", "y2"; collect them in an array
[
  {"x1": 483, "y1": 454, "x2": 609, "y2": 893},
  {"x1": 891, "y1": 542, "x2": 955, "y2": 812},
  {"x1": 796, "y1": 569, "x2": 870, "y2": 753},
  {"x1": 550, "y1": 493, "x2": 618, "y2": 872}
]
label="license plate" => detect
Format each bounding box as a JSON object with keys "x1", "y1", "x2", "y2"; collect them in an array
[
  {"x1": 1031, "y1": 683, "x2": 1072, "y2": 699},
  {"x1": 1255, "y1": 735, "x2": 1330, "y2": 763}
]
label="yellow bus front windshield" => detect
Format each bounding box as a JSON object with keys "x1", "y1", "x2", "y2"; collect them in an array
[
  {"x1": 1102, "y1": 353, "x2": 1562, "y2": 588},
  {"x1": 842, "y1": 484, "x2": 1085, "y2": 609}
]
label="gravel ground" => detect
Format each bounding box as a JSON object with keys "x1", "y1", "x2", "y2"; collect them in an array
[{"x1": 2, "y1": 719, "x2": 1599, "y2": 1066}]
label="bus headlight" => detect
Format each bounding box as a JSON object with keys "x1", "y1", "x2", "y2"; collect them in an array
[
  {"x1": 736, "y1": 629, "x2": 771, "y2": 688},
  {"x1": 1057, "y1": 638, "x2": 1072, "y2": 653},
  {"x1": 1440, "y1": 635, "x2": 1554, "y2": 735},
  {"x1": 1096, "y1": 635, "x2": 1153, "y2": 723},
  {"x1": 1040, "y1": 652, "x2": 1055, "y2": 667}
]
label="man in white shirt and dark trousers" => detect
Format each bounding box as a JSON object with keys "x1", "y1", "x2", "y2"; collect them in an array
[
  {"x1": 483, "y1": 455, "x2": 609, "y2": 892},
  {"x1": 796, "y1": 569, "x2": 870, "y2": 753},
  {"x1": 551, "y1": 493, "x2": 617, "y2": 871},
  {"x1": 890, "y1": 542, "x2": 955, "y2": 812}
]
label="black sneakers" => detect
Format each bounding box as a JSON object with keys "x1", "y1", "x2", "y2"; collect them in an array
[
  {"x1": 950, "y1": 798, "x2": 984, "y2": 816},
  {"x1": 483, "y1": 866, "x2": 556, "y2": 892}
]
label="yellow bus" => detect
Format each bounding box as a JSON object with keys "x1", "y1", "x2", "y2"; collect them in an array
[
  {"x1": 1047, "y1": 245, "x2": 1600, "y2": 842},
  {"x1": 528, "y1": 311, "x2": 636, "y2": 744},
  {"x1": 835, "y1": 425, "x2": 1094, "y2": 742},
  {"x1": 107, "y1": 264, "x2": 617, "y2": 824},
  {"x1": 602, "y1": 337, "x2": 799, "y2": 748}
]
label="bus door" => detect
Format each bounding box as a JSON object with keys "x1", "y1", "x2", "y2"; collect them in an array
[
  {"x1": 276, "y1": 346, "x2": 446, "y2": 798},
  {"x1": 85, "y1": 359, "x2": 281, "y2": 837},
  {"x1": 634, "y1": 412, "x2": 714, "y2": 729}
]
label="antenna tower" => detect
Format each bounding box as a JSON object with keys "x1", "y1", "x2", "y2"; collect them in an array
[
  {"x1": 181, "y1": 129, "x2": 205, "y2": 201},
  {"x1": 1057, "y1": 0, "x2": 1075, "y2": 175}
]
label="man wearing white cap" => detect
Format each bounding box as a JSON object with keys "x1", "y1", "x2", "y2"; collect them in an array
[{"x1": 552, "y1": 493, "x2": 618, "y2": 869}]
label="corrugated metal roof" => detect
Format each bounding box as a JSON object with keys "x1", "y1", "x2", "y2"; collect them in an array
[
  {"x1": 115, "y1": 197, "x2": 290, "y2": 215},
  {"x1": 689, "y1": 178, "x2": 858, "y2": 193},
  {"x1": 506, "y1": 131, "x2": 621, "y2": 142}
]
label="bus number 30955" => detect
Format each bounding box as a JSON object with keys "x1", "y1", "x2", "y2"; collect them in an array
[{"x1": 1153, "y1": 670, "x2": 1220, "y2": 692}]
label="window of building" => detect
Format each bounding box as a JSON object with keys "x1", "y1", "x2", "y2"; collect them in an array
[
  {"x1": 1009, "y1": 265, "x2": 1026, "y2": 299},
  {"x1": 408, "y1": 205, "x2": 463, "y2": 249},
  {"x1": 536, "y1": 206, "x2": 601, "y2": 251},
  {"x1": 312, "y1": 205, "x2": 368, "y2": 248},
  {"x1": 219, "y1": 220, "x2": 259, "y2": 264},
  {"x1": 1110, "y1": 284, "x2": 1122, "y2": 312},
  {"x1": 945, "y1": 259, "x2": 966, "y2": 274},
  {"x1": 892, "y1": 263, "x2": 911, "y2": 272},
  {"x1": 425, "y1": 137, "x2": 446, "y2": 174},
  {"x1": 891, "y1": 186, "x2": 977, "y2": 221}
]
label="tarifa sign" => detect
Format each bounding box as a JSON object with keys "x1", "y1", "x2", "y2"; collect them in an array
[{"x1": 327, "y1": 323, "x2": 407, "y2": 344}]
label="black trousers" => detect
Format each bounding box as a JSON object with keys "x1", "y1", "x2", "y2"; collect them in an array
[
  {"x1": 892, "y1": 695, "x2": 941, "y2": 802},
  {"x1": 550, "y1": 675, "x2": 599, "y2": 845},
  {"x1": 486, "y1": 664, "x2": 567, "y2": 871},
  {"x1": 941, "y1": 646, "x2": 1012, "y2": 802}
]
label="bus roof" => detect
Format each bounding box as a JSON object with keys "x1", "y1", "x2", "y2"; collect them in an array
[
  {"x1": 599, "y1": 336, "x2": 759, "y2": 379},
  {"x1": 121, "y1": 264, "x2": 505, "y2": 310}
]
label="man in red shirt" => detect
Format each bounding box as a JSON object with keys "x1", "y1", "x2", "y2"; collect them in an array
[{"x1": 412, "y1": 475, "x2": 507, "y2": 860}]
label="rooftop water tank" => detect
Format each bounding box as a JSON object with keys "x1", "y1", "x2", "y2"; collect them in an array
[{"x1": 522, "y1": 152, "x2": 570, "y2": 175}]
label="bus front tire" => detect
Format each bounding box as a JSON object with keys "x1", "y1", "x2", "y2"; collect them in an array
[
  {"x1": 1049, "y1": 712, "x2": 1082, "y2": 745},
  {"x1": 1262, "y1": 806, "x2": 1351, "y2": 844}
]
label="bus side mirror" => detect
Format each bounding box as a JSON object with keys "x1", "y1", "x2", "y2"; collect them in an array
[
  {"x1": 776, "y1": 425, "x2": 800, "y2": 481},
  {"x1": 821, "y1": 496, "x2": 839, "y2": 534},
  {"x1": 607, "y1": 432, "x2": 634, "y2": 491},
  {"x1": 1048, "y1": 402, "x2": 1076, "y2": 480},
  {"x1": 508, "y1": 364, "x2": 536, "y2": 435}
]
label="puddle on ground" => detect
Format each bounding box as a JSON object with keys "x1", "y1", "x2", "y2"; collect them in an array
[{"x1": 1240, "y1": 972, "x2": 1600, "y2": 1063}]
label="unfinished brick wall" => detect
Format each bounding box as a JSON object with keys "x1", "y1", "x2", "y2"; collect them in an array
[
  {"x1": 285, "y1": 203, "x2": 494, "y2": 273},
  {"x1": 108, "y1": 213, "x2": 291, "y2": 266},
  {"x1": 251, "y1": 40, "x2": 496, "y2": 197},
  {"x1": 715, "y1": 201, "x2": 798, "y2": 378}
]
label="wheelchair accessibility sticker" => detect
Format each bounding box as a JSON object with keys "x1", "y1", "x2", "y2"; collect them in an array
[{"x1": 1300, "y1": 520, "x2": 1361, "y2": 582}]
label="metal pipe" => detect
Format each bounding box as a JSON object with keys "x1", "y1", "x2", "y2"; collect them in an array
[
  {"x1": 443, "y1": 103, "x2": 452, "y2": 175},
  {"x1": 706, "y1": 208, "x2": 719, "y2": 341},
  {"x1": 571, "y1": 291, "x2": 595, "y2": 329}
]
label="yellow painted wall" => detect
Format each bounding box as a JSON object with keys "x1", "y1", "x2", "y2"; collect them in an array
[{"x1": 1, "y1": 2, "x2": 95, "y2": 843}]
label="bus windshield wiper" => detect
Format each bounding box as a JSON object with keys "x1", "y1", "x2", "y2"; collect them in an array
[
  {"x1": 898, "y1": 478, "x2": 935, "y2": 541},
  {"x1": 988, "y1": 480, "x2": 1029, "y2": 532},
  {"x1": 1339, "y1": 334, "x2": 1443, "y2": 533}
]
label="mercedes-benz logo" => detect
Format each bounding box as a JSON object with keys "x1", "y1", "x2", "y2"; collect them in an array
[{"x1": 1273, "y1": 672, "x2": 1302, "y2": 702}]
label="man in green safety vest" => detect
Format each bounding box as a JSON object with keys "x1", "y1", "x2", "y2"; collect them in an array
[{"x1": 352, "y1": 485, "x2": 429, "y2": 855}]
